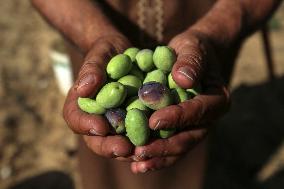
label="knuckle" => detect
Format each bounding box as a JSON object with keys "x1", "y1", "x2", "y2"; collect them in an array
[
  {"x1": 78, "y1": 62, "x2": 92, "y2": 76},
  {"x1": 170, "y1": 32, "x2": 208, "y2": 53},
  {"x1": 170, "y1": 37, "x2": 193, "y2": 53},
  {"x1": 178, "y1": 49, "x2": 204, "y2": 71},
  {"x1": 78, "y1": 64, "x2": 106, "y2": 86},
  {"x1": 81, "y1": 62, "x2": 93, "y2": 69},
  {"x1": 79, "y1": 63, "x2": 100, "y2": 76}
]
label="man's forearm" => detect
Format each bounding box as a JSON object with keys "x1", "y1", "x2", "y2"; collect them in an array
[
  {"x1": 32, "y1": 0, "x2": 121, "y2": 53},
  {"x1": 190, "y1": 0, "x2": 282, "y2": 48}
]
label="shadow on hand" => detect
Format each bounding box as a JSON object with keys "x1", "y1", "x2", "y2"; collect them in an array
[{"x1": 204, "y1": 76, "x2": 284, "y2": 189}]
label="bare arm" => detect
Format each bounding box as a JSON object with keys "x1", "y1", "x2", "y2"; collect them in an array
[
  {"x1": 32, "y1": 0, "x2": 134, "y2": 159},
  {"x1": 190, "y1": 0, "x2": 282, "y2": 48},
  {"x1": 31, "y1": 0, "x2": 123, "y2": 53}
]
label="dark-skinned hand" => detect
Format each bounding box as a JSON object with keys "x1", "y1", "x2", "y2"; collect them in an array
[
  {"x1": 131, "y1": 30, "x2": 230, "y2": 173},
  {"x1": 63, "y1": 35, "x2": 135, "y2": 160},
  {"x1": 63, "y1": 32, "x2": 230, "y2": 173}
]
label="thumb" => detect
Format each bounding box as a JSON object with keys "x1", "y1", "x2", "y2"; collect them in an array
[
  {"x1": 169, "y1": 33, "x2": 208, "y2": 89},
  {"x1": 75, "y1": 36, "x2": 131, "y2": 97}
]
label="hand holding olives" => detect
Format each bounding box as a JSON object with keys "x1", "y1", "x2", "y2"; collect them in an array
[{"x1": 76, "y1": 46, "x2": 202, "y2": 146}]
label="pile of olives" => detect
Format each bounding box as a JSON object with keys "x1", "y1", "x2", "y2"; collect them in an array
[{"x1": 77, "y1": 46, "x2": 199, "y2": 146}]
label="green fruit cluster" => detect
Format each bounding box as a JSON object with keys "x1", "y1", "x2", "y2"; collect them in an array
[{"x1": 77, "y1": 46, "x2": 201, "y2": 146}]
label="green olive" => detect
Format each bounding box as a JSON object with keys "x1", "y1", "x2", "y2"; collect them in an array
[
  {"x1": 129, "y1": 64, "x2": 145, "y2": 81},
  {"x1": 143, "y1": 69, "x2": 167, "y2": 85},
  {"x1": 126, "y1": 96, "x2": 150, "y2": 112},
  {"x1": 118, "y1": 75, "x2": 142, "y2": 97},
  {"x1": 153, "y1": 46, "x2": 176, "y2": 73},
  {"x1": 77, "y1": 97, "x2": 106, "y2": 114},
  {"x1": 159, "y1": 128, "x2": 176, "y2": 139},
  {"x1": 96, "y1": 82, "x2": 127, "y2": 109},
  {"x1": 186, "y1": 85, "x2": 202, "y2": 98},
  {"x1": 125, "y1": 109, "x2": 150, "y2": 146},
  {"x1": 135, "y1": 49, "x2": 155, "y2": 72},
  {"x1": 124, "y1": 47, "x2": 140, "y2": 62},
  {"x1": 171, "y1": 88, "x2": 190, "y2": 104},
  {"x1": 168, "y1": 73, "x2": 179, "y2": 89},
  {"x1": 106, "y1": 54, "x2": 132, "y2": 79}
]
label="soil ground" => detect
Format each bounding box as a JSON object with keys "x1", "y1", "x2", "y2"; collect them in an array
[{"x1": 0, "y1": 1, "x2": 283, "y2": 189}]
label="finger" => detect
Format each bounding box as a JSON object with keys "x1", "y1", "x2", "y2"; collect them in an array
[
  {"x1": 75, "y1": 36, "x2": 131, "y2": 97},
  {"x1": 74, "y1": 40, "x2": 120, "y2": 97},
  {"x1": 74, "y1": 62, "x2": 107, "y2": 98},
  {"x1": 134, "y1": 129, "x2": 207, "y2": 160},
  {"x1": 169, "y1": 36, "x2": 207, "y2": 89},
  {"x1": 83, "y1": 134, "x2": 133, "y2": 158},
  {"x1": 149, "y1": 86, "x2": 230, "y2": 130},
  {"x1": 63, "y1": 87, "x2": 110, "y2": 135},
  {"x1": 63, "y1": 37, "x2": 131, "y2": 135},
  {"x1": 131, "y1": 156, "x2": 180, "y2": 174}
]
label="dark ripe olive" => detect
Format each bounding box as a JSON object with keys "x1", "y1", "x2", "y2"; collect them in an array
[
  {"x1": 105, "y1": 108, "x2": 126, "y2": 134},
  {"x1": 138, "y1": 82, "x2": 172, "y2": 110}
]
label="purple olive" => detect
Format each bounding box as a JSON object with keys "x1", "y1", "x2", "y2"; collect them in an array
[
  {"x1": 138, "y1": 82, "x2": 172, "y2": 110},
  {"x1": 105, "y1": 108, "x2": 126, "y2": 134}
]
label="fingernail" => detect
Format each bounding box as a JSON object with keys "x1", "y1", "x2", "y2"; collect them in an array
[
  {"x1": 113, "y1": 152, "x2": 119, "y2": 157},
  {"x1": 133, "y1": 156, "x2": 139, "y2": 162},
  {"x1": 177, "y1": 66, "x2": 195, "y2": 81},
  {"x1": 140, "y1": 166, "x2": 148, "y2": 173},
  {"x1": 76, "y1": 75, "x2": 95, "y2": 91},
  {"x1": 154, "y1": 120, "x2": 168, "y2": 130},
  {"x1": 88, "y1": 128, "x2": 103, "y2": 136},
  {"x1": 138, "y1": 150, "x2": 146, "y2": 159},
  {"x1": 141, "y1": 168, "x2": 148, "y2": 173}
]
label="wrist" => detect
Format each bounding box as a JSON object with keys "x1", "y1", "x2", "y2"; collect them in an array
[
  {"x1": 187, "y1": 0, "x2": 245, "y2": 50},
  {"x1": 32, "y1": 0, "x2": 127, "y2": 54}
]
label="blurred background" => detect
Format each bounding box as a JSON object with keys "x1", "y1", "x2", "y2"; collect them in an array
[{"x1": 0, "y1": 1, "x2": 283, "y2": 189}]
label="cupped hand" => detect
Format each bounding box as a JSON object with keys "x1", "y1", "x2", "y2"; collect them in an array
[
  {"x1": 131, "y1": 31, "x2": 231, "y2": 173},
  {"x1": 63, "y1": 35, "x2": 134, "y2": 159}
]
